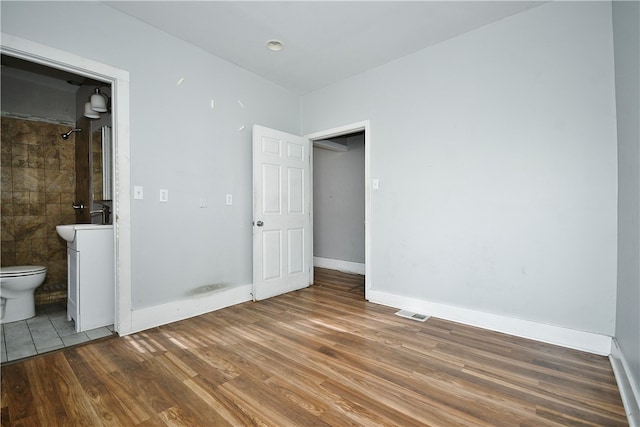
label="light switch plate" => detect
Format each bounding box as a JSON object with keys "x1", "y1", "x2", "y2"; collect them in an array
[
  {"x1": 226, "y1": 194, "x2": 233, "y2": 205},
  {"x1": 160, "y1": 189, "x2": 169, "y2": 202},
  {"x1": 134, "y1": 186, "x2": 143, "y2": 199},
  {"x1": 372, "y1": 179, "x2": 379, "y2": 190}
]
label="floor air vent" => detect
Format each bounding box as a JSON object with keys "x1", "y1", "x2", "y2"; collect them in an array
[{"x1": 395, "y1": 310, "x2": 430, "y2": 322}]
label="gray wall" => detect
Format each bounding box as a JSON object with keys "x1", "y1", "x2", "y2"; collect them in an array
[
  {"x1": 302, "y1": 2, "x2": 618, "y2": 335},
  {"x1": 313, "y1": 134, "x2": 365, "y2": 263},
  {"x1": 1, "y1": 1, "x2": 300, "y2": 309},
  {"x1": 613, "y1": 0, "x2": 640, "y2": 409}
]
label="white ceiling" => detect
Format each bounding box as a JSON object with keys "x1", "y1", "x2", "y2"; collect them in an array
[{"x1": 103, "y1": 1, "x2": 544, "y2": 95}]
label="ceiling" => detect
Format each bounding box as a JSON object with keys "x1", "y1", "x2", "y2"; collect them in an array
[{"x1": 103, "y1": 1, "x2": 544, "y2": 95}]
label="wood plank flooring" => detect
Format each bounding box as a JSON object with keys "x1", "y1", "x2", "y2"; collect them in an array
[{"x1": 1, "y1": 268, "x2": 628, "y2": 426}]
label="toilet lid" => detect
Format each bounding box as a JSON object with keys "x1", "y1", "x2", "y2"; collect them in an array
[{"x1": 0, "y1": 265, "x2": 47, "y2": 277}]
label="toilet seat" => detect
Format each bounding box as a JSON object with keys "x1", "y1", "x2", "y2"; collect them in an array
[{"x1": 0, "y1": 266, "x2": 47, "y2": 278}]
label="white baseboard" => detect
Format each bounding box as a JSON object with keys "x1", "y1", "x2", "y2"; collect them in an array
[
  {"x1": 314, "y1": 257, "x2": 365, "y2": 275},
  {"x1": 367, "y1": 289, "x2": 612, "y2": 356},
  {"x1": 610, "y1": 339, "x2": 640, "y2": 426},
  {"x1": 127, "y1": 284, "x2": 253, "y2": 335}
]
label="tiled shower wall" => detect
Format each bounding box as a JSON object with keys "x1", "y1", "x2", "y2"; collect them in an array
[{"x1": 1, "y1": 117, "x2": 76, "y2": 305}]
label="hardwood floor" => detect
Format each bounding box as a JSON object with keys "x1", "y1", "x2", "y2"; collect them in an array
[{"x1": 1, "y1": 268, "x2": 627, "y2": 426}]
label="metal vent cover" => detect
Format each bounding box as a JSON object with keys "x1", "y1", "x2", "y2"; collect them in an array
[{"x1": 395, "y1": 310, "x2": 430, "y2": 322}]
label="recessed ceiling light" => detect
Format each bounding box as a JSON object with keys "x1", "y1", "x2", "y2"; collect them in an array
[{"x1": 266, "y1": 40, "x2": 284, "y2": 51}]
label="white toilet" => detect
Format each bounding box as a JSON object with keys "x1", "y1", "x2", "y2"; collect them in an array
[{"x1": 0, "y1": 266, "x2": 47, "y2": 323}]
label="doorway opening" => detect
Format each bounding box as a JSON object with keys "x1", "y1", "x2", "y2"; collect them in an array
[
  {"x1": 1, "y1": 34, "x2": 132, "y2": 346},
  {"x1": 0, "y1": 55, "x2": 119, "y2": 362},
  {"x1": 305, "y1": 121, "x2": 371, "y2": 300}
]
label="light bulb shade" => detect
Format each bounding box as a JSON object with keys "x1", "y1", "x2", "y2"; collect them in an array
[
  {"x1": 84, "y1": 101, "x2": 100, "y2": 119},
  {"x1": 90, "y1": 89, "x2": 108, "y2": 112}
]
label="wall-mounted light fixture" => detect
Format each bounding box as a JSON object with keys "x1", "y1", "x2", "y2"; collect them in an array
[
  {"x1": 90, "y1": 88, "x2": 108, "y2": 112},
  {"x1": 84, "y1": 87, "x2": 110, "y2": 119},
  {"x1": 84, "y1": 102, "x2": 100, "y2": 119}
]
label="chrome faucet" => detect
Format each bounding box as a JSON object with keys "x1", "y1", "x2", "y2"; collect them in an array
[
  {"x1": 90, "y1": 205, "x2": 111, "y2": 225},
  {"x1": 90, "y1": 209, "x2": 105, "y2": 224}
]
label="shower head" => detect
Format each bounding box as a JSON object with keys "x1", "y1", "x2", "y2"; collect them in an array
[{"x1": 61, "y1": 128, "x2": 82, "y2": 140}]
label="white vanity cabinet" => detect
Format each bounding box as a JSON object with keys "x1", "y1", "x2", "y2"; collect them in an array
[{"x1": 66, "y1": 225, "x2": 114, "y2": 332}]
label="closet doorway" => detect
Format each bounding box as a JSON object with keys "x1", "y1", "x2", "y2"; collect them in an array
[{"x1": 306, "y1": 121, "x2": 371, "y2": 299}]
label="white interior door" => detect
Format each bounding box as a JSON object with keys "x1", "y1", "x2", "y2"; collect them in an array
[{"x1": 252, "y1": 125, "x2": 311, "y2": 300}]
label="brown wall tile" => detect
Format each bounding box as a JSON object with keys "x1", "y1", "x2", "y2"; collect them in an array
[
  {"x1": 60, "y1": 192, "x2": 75, "y2": 205},
  {"x1": 1, "y1": 117, "x2": 79, "y2": 305},
  {"x1": 12, "y1": 191, "x2": 28, "y2": 204},
  {"x1": 14, "y1": 216, "x2": 47, "y2": 240},
  {"x1": 30, "y1": 204, "x2": 46, "y2": 216},
  {"x1": 1, "y1": 216, "x2": 14, "y2": 241},
  {"x1": 15, "y1": 239, "x2": 31, "y2": 252},
  {"x1": 1, "y1": 243, "x2": 16, "y2": 265},
  {"x1": 12, "y1": 121, "x2": 39, "y2": 145},
  {"x1": 1, "y1": 143, "x2": 12, "y2": 167},
  {"x1": 1, "y1": 203, "x2": 13, "y2": 216},
  {"x1": 1, "y1": 167, "x2": 11, "y2": 187},
  {"x1": 44, "y1": 145, "x2": 61, "y2": 170},
  {"x1": 28, "y1": 145, "x2": 44, "y2": 168},
  {"x1": 45, "y1": 168, "x2": 74, "y2": 193},
  {"x1": 60, "y1": 214, "x2": 75, "y2": 225},
  {"x1": 16, "y1": 252, "x2": 32, "y2": 265},
  {"x1": 11, "y1": 143, "x2": 28, "y2": 168},
  {"x1": 29, "y1": 191, "x2": 44, "y2": 203},
  {"x1": 46, "y1": 193, "x2": 61, "y2": 204},
  {"x1": 0, "y1": 188, "x2": 12, "y2": 203},
  {"x1": 13, "y1": 168, "x2": 45, "y2": 192},
  {"x1": 46, "y1": 203, "x2": 61, "y2": 216},
  {"x1": 59, "y1": 144, "x2": 75, "y2": 171},
  {"x1": 31, "y1": 238, "x2": 46, "y2": 252},
  {"x1": 13, "y1": 204, "x2": 29, "y2": 216}
]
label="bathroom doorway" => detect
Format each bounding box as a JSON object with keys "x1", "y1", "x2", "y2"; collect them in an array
[
  {"x1": 0, "y1": 56, "x2": 115, "y2": 362},
  {"x1": 1, "y1": 35, "x2": 132, "y2": 361}
]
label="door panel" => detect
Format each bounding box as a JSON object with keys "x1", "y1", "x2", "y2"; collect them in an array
[
  {"x1": 253, "y1": 125, "x2": 311, "y2": 300},
  {"x1": 263, "y1": 164, "x2": 281, "y2": 214},
  {"x1": 288, "y1": 167, "x2": 304, "y2": 214},
  {"x1": 288, "y1": 228, "x2": 304, "y2": 274},
  {"x1": 262, "y1": 230, "x2": 282, "y2": 281}
]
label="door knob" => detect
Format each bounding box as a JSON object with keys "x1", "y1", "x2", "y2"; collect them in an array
[{"x1": 256, "y1": 221, "x2": 264, "y2": 227}]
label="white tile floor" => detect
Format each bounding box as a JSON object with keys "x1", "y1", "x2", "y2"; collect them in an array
[{"x1": 1, "y1": 303, "x2": 114, "y2": 363}]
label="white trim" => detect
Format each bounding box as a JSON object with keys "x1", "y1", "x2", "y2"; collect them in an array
[
  {"x1": 368, "y1": 289, "x2": 613, "y2": 355},
  {"x1": 313, "y1": 139, "x2": 349, "y2": 152},
  {"x1": 310, "y1": 142, "x2": 314, "y2": 286},
  {"x1": 1, "y1": 33, "x2": 133, "y2": 335},
  {"x1": 129, "y1": 285, "x2": 253, "y2": 335},
  {"x1": 305, "y1": 120, "x2": 371, "y2": 298},
  {"x1": 306, "y1": 121, "x2": 368, "y2": 140},
  {"x1": 314, "y1": 257, "x2": 365, "y2": 275},
  {"x1": 610, "y1": 339, "x2": 640, "y2": 426}
]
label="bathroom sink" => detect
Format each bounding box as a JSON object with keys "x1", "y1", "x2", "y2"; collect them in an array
[{"x1": 56, "y1": 224, "x2": 113, "y2": 242}]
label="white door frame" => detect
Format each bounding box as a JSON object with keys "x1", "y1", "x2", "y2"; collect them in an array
[
  {"x1": 304, "y1": 120, "x2": 371, "y2": 298},
  {"x1": 1, "y1": 33, "x2": 133, "y2": 334}
]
